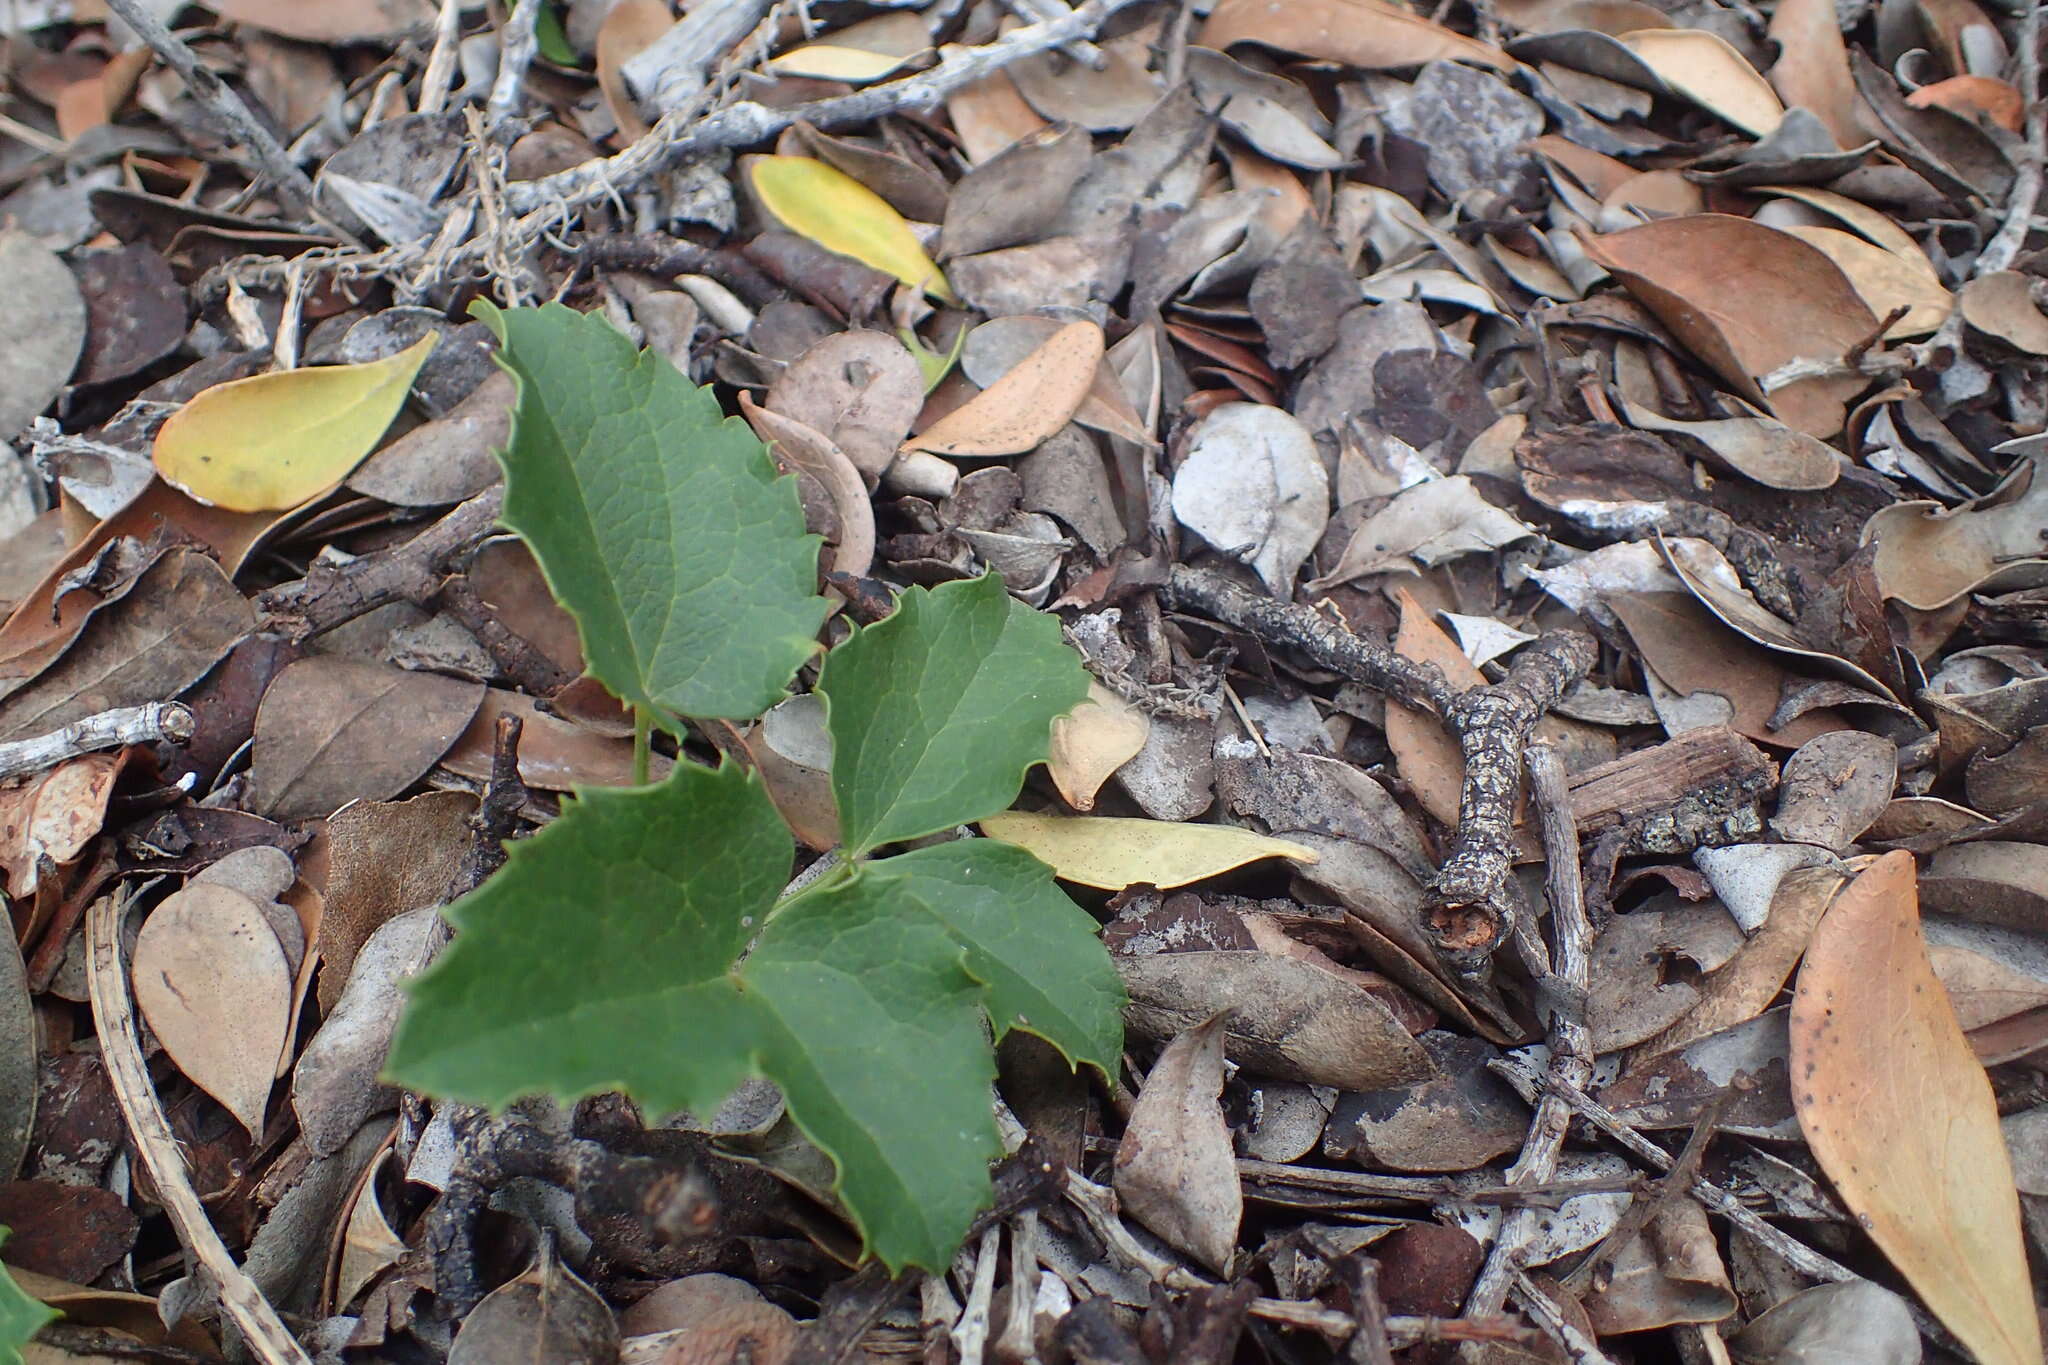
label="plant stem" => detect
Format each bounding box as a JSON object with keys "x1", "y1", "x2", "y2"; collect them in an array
[{"x1": 632, "y1": 705, "x2": 652, "y2": 787}]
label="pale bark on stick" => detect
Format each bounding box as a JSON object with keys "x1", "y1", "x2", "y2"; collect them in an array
[{"x1": 0, "y1": 702, "x2": 192, "y2": 783}]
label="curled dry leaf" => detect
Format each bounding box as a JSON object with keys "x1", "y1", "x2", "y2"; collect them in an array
[
  {"x1": 335, "y1": 1149, "x2": 407, "y2": 1310},
  {"x1": 978, "y1": 812, "x2": 1316, "y2": 890},
  {"x1": 741, "y1": 393, "x2": 877, "y2": 588},
  {"x1": 596, "y1": 0, "x2": 673, "y2": 141},
  {"x1": 1775, "y1": 224, "x2": 1950, "y2": 338},
  {"x1": 1958, "y1": 271, "x2": 2048, "y2": 356},
  {"x1": 1114, "y1": 1012, "x2": 1241, "y2": 1273},
  {"x1": 1789, "y1": 851, "x2": 2042, "y2": 1365},
  {"x1": 748, "y1": 156, "x2": 953, "y2": 302},
  {"x1": 152, "y1": 334, "x2": 436, "y2": 512},
  {"x1": 1579, "y1": 215, "x2": 1877, "y2": 438},
  {"x1": 1048, "y1": 682, "x2": 1149, "y2": 813},
  {"x1": 132, "y1": 883, "x2": 293, "y2": 1139},
  {"x1": 1199, "y1": 0, "x2": 1514, "y2": 71},
  {"x1": 1864, "y1": 447, "x2": 2048, "y2": 609},
  {"x1": 1619, "y1": 29, "x2": 1783, "y2": 136},
  {"x1": 902, "y1": 320, "x2": 1103, "y2": 457},
  {"x1": 1613, "y1": 393, "x2": 1839, "y2": 490}
]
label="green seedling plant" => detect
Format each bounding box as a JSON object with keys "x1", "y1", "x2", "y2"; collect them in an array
[
  {"x1": 387, "y1": 302, "x2": 1124, "y2": 1272},
  {"x1": 0, "y1": 1229, "x2": 55, "y2": 1363}
]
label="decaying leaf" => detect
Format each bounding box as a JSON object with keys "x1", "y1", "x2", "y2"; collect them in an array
[
  {"x1": 1789, "y1": 852, "x2": 2041, "y2": 1365},
  {"x1": 979, "y1": 813, "x2": 1316, "y2": 889},
  {"x1": 1114, "y1": 1013, "x2": 1240, "y2": 1273},
  {"x1": 1170, "y1": 402, "x2": 1327, "y2": 595},
  {"x1": 1619, "y1": 29, "x2": 1784, "y2": 136},
  {"x1": 152, "y1": 335, "x2": 436, "y2": 511}
]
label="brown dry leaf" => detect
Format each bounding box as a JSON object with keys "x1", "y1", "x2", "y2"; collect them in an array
[
  {"x1": 0, "y1": 546, "x2": 252, "y2": 745},
  {"x1": 1618, "y1": 29, "x2": 1783, "y2": 136},
  {"x1": 1613, "y1": 393, "x2": 1839, "y2": 490},
  {"x1": 312, "y1": 789, "x2": 476, "y2": 1013},
  {"x1": 945, "y1": 71, "x2": 1050, "y2": 164},
  {"x1": 1632, "y1": 863, "x2": 1847, "y2": 1065},
  {"x1": 1118, "y1": 950, "x2": 1436, "y2": 1090},
  {"x1": 1765, "y1": 0, "x2": 1866, "y2": 150},
  {"x1": 1775, "y1": 225, "x2": 1949, "y2": 338},
  {"x1": 741, "y1": 394, "x2": 876, "y2": 589},
  {"x1": 764, "y1": 330, "x2": 926, "y2": 481},
  {"x1": 1929, "y1": 938, "x2": 2048, "y2": 1031},
  {"x1": 1789, "y1": 851, "x2": 2041, "y2": 1365},
  {"x1": 250, "y1": 657, "x2": 485, "y2": 821},
  {"x1": 1049, "y1": 682, "x2": 1149, "y2": 812},
  {"x1": 1958, "y1": 271, "x2": 2048, "y2": 355},
  {"x1": 901, "y1": 320, "x2": 1103, "y2": 457},
  {"x1": 1906, "y1": 74, "x2": 2024, "y2": 132},
  {"x1": 596, "y1": 0, "x2": 674, "y2": 142},
  {"x1": 1609, "y1": 592, "x2": 1843, "y2": 746},
  {"x1": 1385, "y1": 591, "x2": 1481, "y2": 828},
  {"x1": 0, "y1": 752, "x2": 125, "y2": 900},
  {"x1": 1579, "y1": 215, "x2": 1878, "y2": 438},
  {"x1": 1863, "y1": 447, "x2": 2048, "y2": 609},
  {"x1": 132, "y1": 882, "x2": 293, "y2": 1139},
  {"x1": 978, "y1": 812, "x2": 1316, "y2": 889},
  {"x1": 206, "y1": 0, "x2": 435, "y2": 42},
  {"x1": 1114, "y1": 1012, "x2": 1241, "y2": 1273},
  {"x1": 1199, "y1": 0, "x2": 1514, "y2": 71},
  {"x1": 440, "y1": 688, "x2": 657, "y2": 791}
]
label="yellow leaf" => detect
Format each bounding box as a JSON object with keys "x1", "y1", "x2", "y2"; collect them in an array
[
  {"x1": 979, "y1": 812, "x2": 1317, "y2": 890},
  {"x1": 765, "y1": 44, "x2": 916, "y2": 82},
  {"x1": 1789, "y1": 851, "x2": 2042, "y2": 1365},
  {"x1": 1048, "y1": 682, "x2": 1149, "y2": 812},
  {"x1": 153, "y1": 335, "x2": 436, "y2": 512},
  {"x1": 749, "y1": 155, "x2": 953, "y2": 301}
]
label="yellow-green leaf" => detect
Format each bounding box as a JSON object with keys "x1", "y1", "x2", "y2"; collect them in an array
[
  {"x1": 750, "y1": 155, "x2": 953, "y2": 302},
  {"x1": 153, "y1": 335, "x2": 436, "y2": 512},
  {"x1": 765, "y1": 44, "x2": 916, "y2": 82},
  {"x1": 979, "y1": 813, "x2": 1317, "y2": 890}
]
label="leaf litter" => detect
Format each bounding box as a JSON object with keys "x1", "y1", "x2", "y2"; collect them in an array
[{"x1": 0, "y1": 0, "x2": 2045, "y2": 1359}]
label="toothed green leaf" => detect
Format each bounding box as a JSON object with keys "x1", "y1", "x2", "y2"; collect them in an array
[
  {"x1": 820, "y1": 575, "x2": 1089, "y2": 856},
  {"x1": 474, "y1": 300, "x2": 828, "y2": 722}
]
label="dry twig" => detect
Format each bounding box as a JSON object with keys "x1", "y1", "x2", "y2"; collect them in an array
[
  {"x1": 86, "y1": 890, "x2": 314, "y2": 1365},
  {"x1": 101, "y1": 0, "x2": 317, "y2": 215},
  {"x1": 0, "y1": 702, "x2": 192, "y2": 783}
]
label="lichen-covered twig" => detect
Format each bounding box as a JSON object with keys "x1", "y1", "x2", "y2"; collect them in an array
[
  {"x1": 1974, "y1": 1, "x2": 2044, "y2": 278},
  {"x1": 1161, "y1": 565, "x2": 1597, "y2": 963},
  {"x1": 1463, "y1": 745, "x2": 1594, "y2": 1318},
  {"x1": 0, "y1": 702, "x2": 192, "y2": 783},
  {"x1": 102, "y1": 0, "x2": 317, "y2": 215},
  {"x1": 485, "y1": 0, "x2": 542, "y2": 130},
  {"x1": 502, "y1": 0, "x2": 1153, "y2": 219},
  {"x1": 1430, "y1": 631, "x2": 1598, "y2": 960}
]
